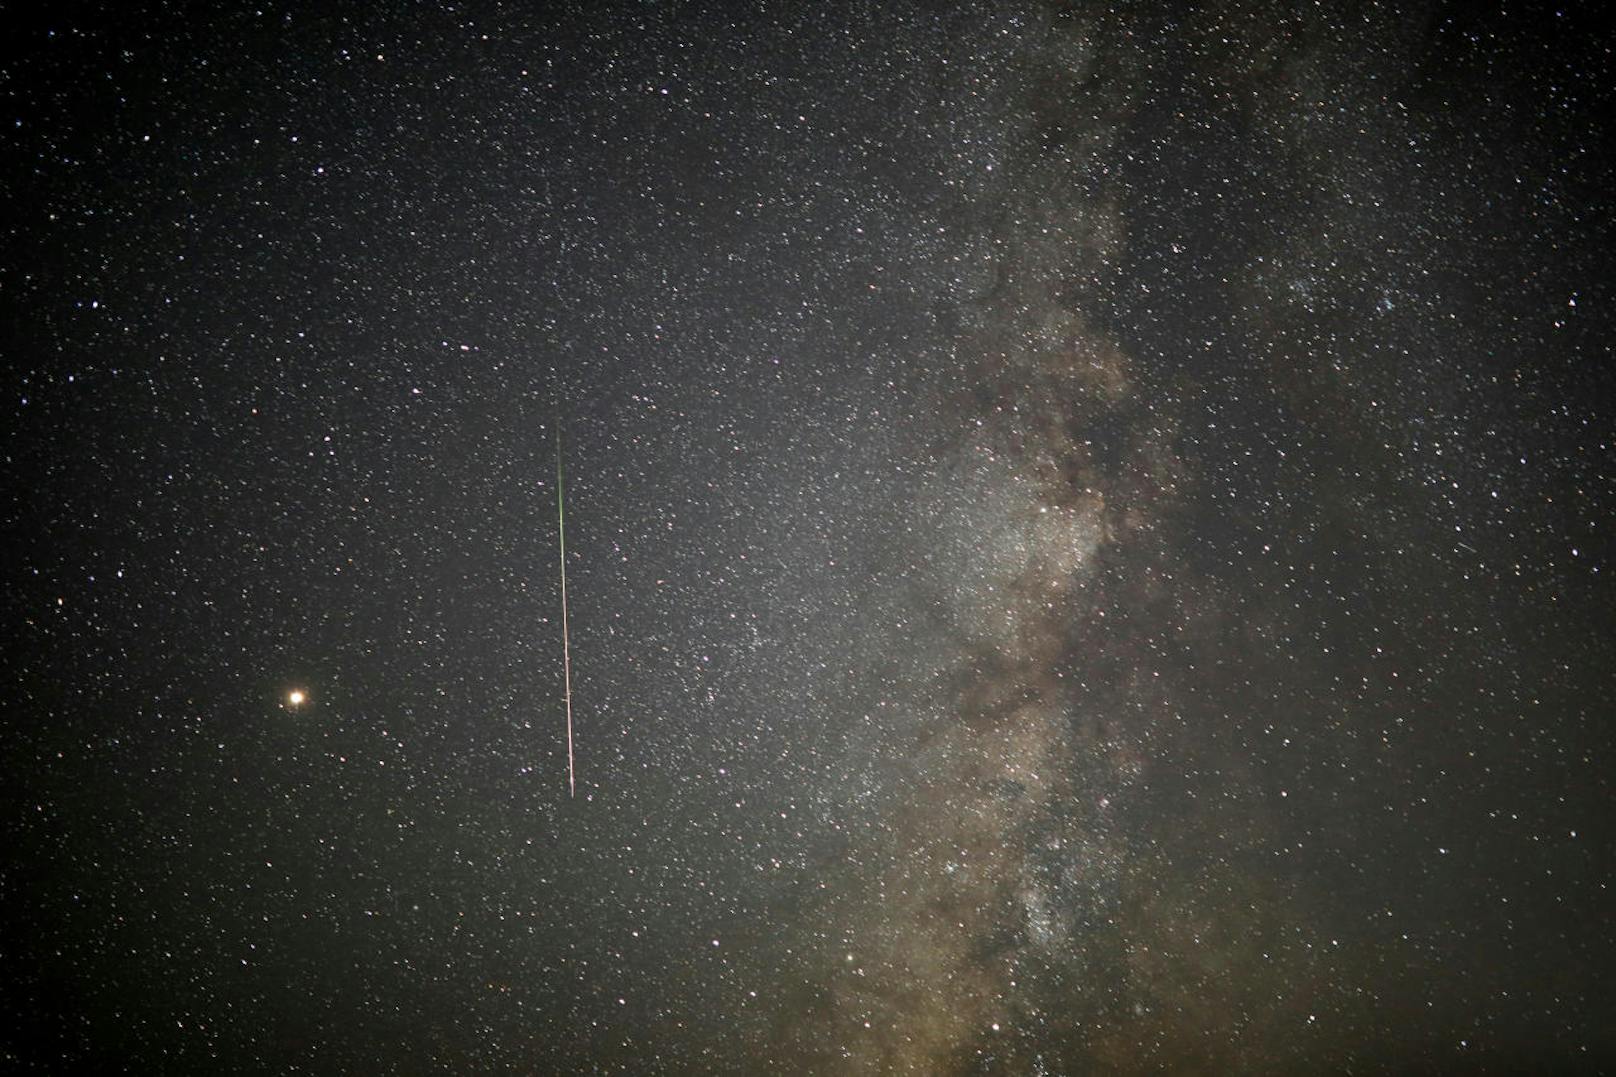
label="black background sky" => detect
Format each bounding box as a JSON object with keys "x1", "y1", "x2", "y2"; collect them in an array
[{"x1": 3, "y1": 1, "x2": 1613, "y2": 1073}]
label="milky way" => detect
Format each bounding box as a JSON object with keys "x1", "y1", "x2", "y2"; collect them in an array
[{"x1": 3, "y1": 1, "x2": 1611, "y2": 1073}]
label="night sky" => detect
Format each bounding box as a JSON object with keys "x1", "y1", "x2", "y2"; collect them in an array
[{"x1": 4, "y1": 2, "x2": 1613, "y2": 1073}]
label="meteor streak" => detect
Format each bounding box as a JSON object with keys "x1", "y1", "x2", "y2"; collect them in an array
[{"x1": 557, "y1": 424, "x2": 576, "y2": 797}]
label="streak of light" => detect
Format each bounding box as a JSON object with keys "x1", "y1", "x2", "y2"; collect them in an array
[{"x1": 557, "y1": 423, "x2": 576, "y2": 797}]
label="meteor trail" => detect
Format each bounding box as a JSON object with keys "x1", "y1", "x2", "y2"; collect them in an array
[{"x1": 557, "y1": 423, "x2": 576, "y2": 797}]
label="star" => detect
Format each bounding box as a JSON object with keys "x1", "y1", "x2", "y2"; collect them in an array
[{"x1": 287, "y1": 690, "x2": 306, "y2": 707}]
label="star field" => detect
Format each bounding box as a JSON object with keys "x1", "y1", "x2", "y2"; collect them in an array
[{"x1": 3, "y1": 2, "x2": 1613, "y2": 1073}]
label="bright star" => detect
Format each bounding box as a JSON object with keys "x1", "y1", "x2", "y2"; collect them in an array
[{"x1": 287, "y1": 690, "x2": 306, "y2": 706}]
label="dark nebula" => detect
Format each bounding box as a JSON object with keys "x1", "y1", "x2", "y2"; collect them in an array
[{"x1": 3, "y1": 2, "x2": 1612, "y2": 1073}]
